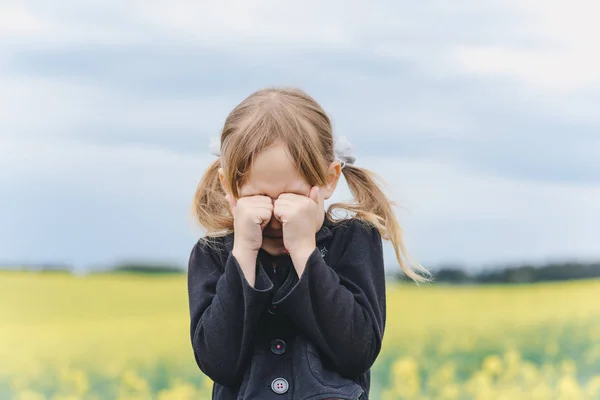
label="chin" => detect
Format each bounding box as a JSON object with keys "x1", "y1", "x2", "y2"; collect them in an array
[
  {"x1": 263, "y1": 248, "x2": 287, "y2": 256},
  {"x1": 262, "y1": 237, "x2": 287, "y2": 256}
]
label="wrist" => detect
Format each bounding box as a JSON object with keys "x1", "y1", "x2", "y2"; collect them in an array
[
  {"x1": 287, "y1": 245, "x2": 316, "y2": 259},
  {"x1": 288, "y1": 245, "x2": 316, "y2": 278},
  {"x1": 286, "y1": 236, "x2": 316, "y2": 257},
  {"x1": 232, "y1": 247, "x2": 258, "y2": 287},
  {"x1": 232, "y1": 247, "x2": 258, "y2": 264}
]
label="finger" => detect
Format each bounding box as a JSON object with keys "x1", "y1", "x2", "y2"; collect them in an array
[
  {"x1": 251, "y1": 196, "x2": 275, "y2": 208},
  {"x1": 272, "y1": 203, "x2": 282, "y2": 222},
  {"x1": 255, "y1": 205, "x2": 274, "y2": 213},
  {"x1": 254, "y1": 194, "x2": 274, "y2": 202},
  {"x1": 273, "y1": 198, "x2": 284, "y2": 208},
  {"x1": 260, "y1": 211, "x2": 274, "y2": 227},
  {"x1": 256, "y1": 209, "x2": 273, "y2": 229},
  {"x1": 277, "y1": 193, "x2": 303, "y2": 201},
  {"x1": 273, "y1": 197, "x2": 297, "y2": 207},
  {"x1": 273, "y1": 204, "x2": 291, "y2": 223}
]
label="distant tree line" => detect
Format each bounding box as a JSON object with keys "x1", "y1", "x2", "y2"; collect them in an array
[
  {"x1": 0, "y1": 263, "x2": 72, "y2": 273},
  {"x1": 0, "y1": 262, "x2": 185, "y2": 275},
  {"x1": 109, "y1": 263, "x2": 184, "y2": 275},
  {"x1": 4, "y1": 260, "x2": 600, "y2": 284},
  {"x1": 393, "y1": 261, "x2": 600, "y2": 284}
]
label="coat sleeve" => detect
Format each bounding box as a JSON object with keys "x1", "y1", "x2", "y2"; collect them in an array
[
  {"x1": 187, "y1": 239, "x2": 274, "y2": 387},
  {"x1": 272, "y1": 221, "x2": 387, "y2": 377}
]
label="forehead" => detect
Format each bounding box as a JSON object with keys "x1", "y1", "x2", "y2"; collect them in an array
[{"x1": 238, "y1": 143, "x2": 311, "y2": 198}]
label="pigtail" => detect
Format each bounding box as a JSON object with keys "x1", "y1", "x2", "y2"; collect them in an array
[
  {"x1": 192, "y1": 159, "x2": 233, "y2": 237},
  {"x1": 329, "y1": 164, "x2": 433, "y2": 284}
]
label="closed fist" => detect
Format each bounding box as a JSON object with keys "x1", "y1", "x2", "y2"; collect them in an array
[
  {"x1": 273, "y1": 186, "x2": 324, "y2": 256},
  {"x1": 226, "y1": 194, "x2": 273, "y2": 253}
]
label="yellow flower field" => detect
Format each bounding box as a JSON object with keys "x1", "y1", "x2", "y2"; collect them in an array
[{"x1": 1, "y1": 271, "x2": 599, "y2": 399}]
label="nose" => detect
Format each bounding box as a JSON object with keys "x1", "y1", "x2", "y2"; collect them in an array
[{"x1": 267, "y1": 216, "x2": 282, "y2": 231}]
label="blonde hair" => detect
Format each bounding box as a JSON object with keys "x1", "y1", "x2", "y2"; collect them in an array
[{"x1": 192, "y1": 87, "x2": 432, "y2": 284}]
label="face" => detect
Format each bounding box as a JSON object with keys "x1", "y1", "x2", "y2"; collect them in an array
[{"x1": 222, "y1": 142, "x2": 340, "y2": 256}]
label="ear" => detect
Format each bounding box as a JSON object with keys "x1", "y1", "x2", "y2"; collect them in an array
[
  {"x1": 321, "y1": 161, "x2": 342, "y2": 200},
  {"x1": 218, "y1": 167, "x2": 232, "y2": 196}
]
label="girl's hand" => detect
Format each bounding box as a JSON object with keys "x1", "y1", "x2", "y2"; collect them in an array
[
  {"x1": 273, "y1": 187, "x2": 324, "y2": 274},
  {"x1": 226, "y1": 194, "x2": 273, "y2": 254},
  {"x1": 226, "y1": 194, "x2": 273, "y2": 287}
]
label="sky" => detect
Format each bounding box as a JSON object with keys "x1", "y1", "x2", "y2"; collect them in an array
[{"x1": 1, "y1": 1, "x2": 598, "y2": 273}]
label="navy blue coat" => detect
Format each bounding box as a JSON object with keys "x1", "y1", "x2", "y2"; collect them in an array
[{"x1": 187, "y1": 218, "x2": 387, "y2": 399}]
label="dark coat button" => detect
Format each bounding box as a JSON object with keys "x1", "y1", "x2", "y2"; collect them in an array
[
  {"x1": 271, "y1": 378, "x2": 289, "y2": 394},
  {"x1": 270, "y1": 339, "x2": 286, "y2": 355}
]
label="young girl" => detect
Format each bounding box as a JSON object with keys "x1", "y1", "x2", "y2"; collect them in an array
[{"x1": 187, "y1": 87, "x2": 431, "y2": 399}]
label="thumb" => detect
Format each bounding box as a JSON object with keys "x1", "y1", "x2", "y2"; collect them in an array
[
  {"x1": 224, "y1": 194, "x2": 237, "y2": 210},
  {"x1": 309, "y1": 186, "x2": 320, "y2": 204}
]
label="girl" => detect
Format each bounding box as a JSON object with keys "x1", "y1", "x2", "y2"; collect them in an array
[{"x1": 187, "y1": 87, "x2": 431, "y2": 399}]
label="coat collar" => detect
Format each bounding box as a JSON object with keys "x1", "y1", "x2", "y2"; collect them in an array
[{"x1": 316, "y1": 217, "x2": 334, "y2": 244}]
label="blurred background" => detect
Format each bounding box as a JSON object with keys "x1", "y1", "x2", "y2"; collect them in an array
[{"x1": 1, "y1": 1, "x2": 599, "y2": 399}]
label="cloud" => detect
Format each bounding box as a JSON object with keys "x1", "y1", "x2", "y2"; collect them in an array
[
  {"x1": 445, "y1": 1, "x2": 600, "y2": 92},
  {"x1": 138, "y1": 1, "x2": 352, "y2": 47},
  {"x1": 1, "y1": 0, "x2": 598, "y2": 269},
  {"x1": 5, "y1": 43, "x2": 598, "y2": 185},
  {"x1": 449, "y1": 46, "x2": 600, "y2": 91}
]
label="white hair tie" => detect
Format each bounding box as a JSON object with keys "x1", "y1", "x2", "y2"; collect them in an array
[{"x1": 334, "y1": 135, "x2": 356, "y2": 168}]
